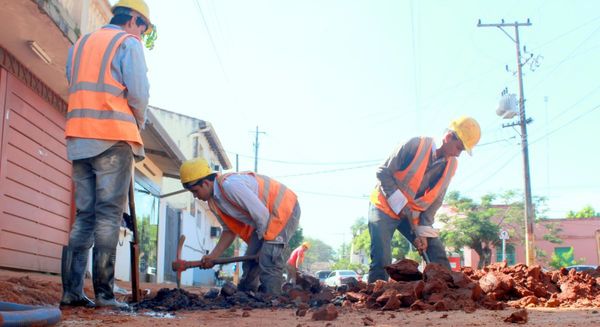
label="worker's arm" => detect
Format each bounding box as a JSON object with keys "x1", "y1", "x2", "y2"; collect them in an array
[
  {"x1": 119, "y1": 36, "x2": 149, "y2": 129},
  {"x1": 375, "y1": 137, "x2": 421, "y2": 200},
  {"x1": 199, "y1": 230, "x2": 236, "y2": 269},
  {"x1": 221, "y1": 177, "x2": 270, "y2": 239},
  {"x1": 412, "y1": 169, "x2": 449, "y2": 252}
]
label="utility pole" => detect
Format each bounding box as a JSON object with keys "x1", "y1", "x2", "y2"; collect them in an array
[
  {"x1": 253, "y1": 126, "x2": 266, "y2": 172},
  {"x1": 478, "y1": 19, "x2": 536, "y2": 266}
]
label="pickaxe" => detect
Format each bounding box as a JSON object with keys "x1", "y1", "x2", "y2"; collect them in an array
[
  {"x1": 408, "y1": 211, "x2": 431, "y2": 264},
  {"x1": 171, "y1": 235, "x2": 258, "y2": 288}
]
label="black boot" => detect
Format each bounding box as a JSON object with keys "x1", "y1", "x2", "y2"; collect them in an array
[
  {"x1": 92, "y1": 246, "x2": 129, "y2": 310},
  {"x1": 60, "y1": 246, "x2": 95, "y2": 308}
]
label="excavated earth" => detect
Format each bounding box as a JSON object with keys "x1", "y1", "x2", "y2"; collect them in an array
[{"x1": 2, "y1": 260, "x2": 600, "y2": 326}]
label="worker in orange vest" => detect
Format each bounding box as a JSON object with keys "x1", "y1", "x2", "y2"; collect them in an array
[
  {"x1": 368, "y1": 117, "x2": 481, "y2": 283},
  {"x1": 286, "y1": 242, "x2": 310, "y2": 284},
  {"x1": 180, "y1": 158, "x2": 301, "y2": 295},
  {"x1": 60, "y1": 0, "x2": 155, "y2": 309}
]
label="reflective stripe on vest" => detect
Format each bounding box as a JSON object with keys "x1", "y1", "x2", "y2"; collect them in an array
[
  {"x1": 209, "y1": 172, "x2": 298, "y2": 242},
  {"x1": 65, "y1": 28, "x2": 143, "y2": 145},
  {"x1": 370, "y1": 137, "x2": 457, "y2": 221}
]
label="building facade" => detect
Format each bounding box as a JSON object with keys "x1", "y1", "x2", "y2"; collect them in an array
[{"x1": 0, "y1": 1, "x2": 192, "y2": 287}]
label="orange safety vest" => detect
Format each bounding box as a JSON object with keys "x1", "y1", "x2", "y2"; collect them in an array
[
  {"x1": 65, "y1": 28, "x2": 143, "y2": 145},
  {"x1": 370, "y1": 137, "x2": 457, "y2": 223},
  {"x1": 208, "y1": 172, "x2": 298, "y2": 243}
]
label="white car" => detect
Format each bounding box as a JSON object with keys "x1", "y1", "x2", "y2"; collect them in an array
[{"x1": 324, "y1": 270, "x2": 358, "y2": 287}]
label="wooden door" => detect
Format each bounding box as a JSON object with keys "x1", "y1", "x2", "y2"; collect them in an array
[{"x1": 0, "y1": 70, "x2": 72, "y2": 273}]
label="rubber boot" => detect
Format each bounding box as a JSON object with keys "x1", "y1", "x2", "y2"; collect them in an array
[
  {"x1": 258, "y1": 275, "x2": 283, "y2": 296},
  {"x1": 92, "y1": 246, "x2": 129, "y2": 310},
  {"x1": 60, "y1": 246, "x2": 95, "y2": 308}
]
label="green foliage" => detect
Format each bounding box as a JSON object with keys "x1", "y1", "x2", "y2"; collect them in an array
[
  {"x1": 351, "y1": 218, "x2": 410, "y2": 261},
  {"x1": 441, "y1": 190, "x2": 562, "y2": 268},
  {"x1": 405, "y1": 250, "x2": 422, "y2": 264},
  {"x1": 337, "y1": 243, "x2": 351, "y2": 260},
  {"x1": 142, "y1": 25, "x2": 158, "y2": 50},
  {"x1": 284, "y1": 226, "x2": 304, "y2": 259},
  {"x1": 440, "y1": 192, "x2": 500, "y2": 268},
  {"x1": 330, "y1": 257, "x2": 368, "y2": 274},
  {"x1": 566, "y1": 205, "x2": 598, "y2": 219},
  {"x1": 137, "y1": 215, "x2": 158, "y2": 272},
  {"x1": 542, "y1": 222, "x2": 563, "y2": 244},
  {"x1": 302, "y1": 237, "x2": 335, "y2": 270},
  {"x1": 549, "y1": 247, "x2": 585, "y2": 269},
  {"x1": 222, "y1": 238, "x2": 238, "y2": 258}
]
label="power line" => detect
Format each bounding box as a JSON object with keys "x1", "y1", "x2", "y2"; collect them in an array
[
  {"x1": 193, "y1": 0, "x2": 229, "y2": 83},
  {"x1": 294, "y1": 189, "x2": 368, "y2": 200},
  {"x1": 273, "y1": 163, "x2": 377, "y2": 178},
  {"x1": 225, "y1": 151, "x2": 383, "y2": 166},
  {"x1": 531, "y1": 15, "x2": 600, "y2": 51},
  {"x1": 540, "y1": 81, "x2": 600, "y2": 130},
  {"x1": 530, "y1": 102, "x2": 600, "y2": 144},
  {"x1": 530, "y1": 21, "x2": 600, "y2": 92}
]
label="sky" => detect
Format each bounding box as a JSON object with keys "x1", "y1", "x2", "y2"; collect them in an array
[{"x1": 119, "y1": 0, "x2": 600, "y2": 250}]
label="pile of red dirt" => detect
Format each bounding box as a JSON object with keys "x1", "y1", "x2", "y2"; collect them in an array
[
  {"x1": 2, "y1": 260, "x2": 600, "y2": 317},
  {"x1": 0, "y1": 276, "x2": 62, "y2": 306},
  {"x1": 341, "y1": 259, "x2": 600, "y2": 313}
]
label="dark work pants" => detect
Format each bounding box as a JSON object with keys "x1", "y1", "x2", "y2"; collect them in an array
[{"x1": 367, "y1": 204, "x2": 450, "y2": 283}]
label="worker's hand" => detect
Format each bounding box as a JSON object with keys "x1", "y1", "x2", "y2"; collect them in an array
[
  {"x1": 414, "y1": 236, "x2": 428, "y2": 253},
  {"x1": 199, "y1": 255, "x2": 216, "y2": 269}
]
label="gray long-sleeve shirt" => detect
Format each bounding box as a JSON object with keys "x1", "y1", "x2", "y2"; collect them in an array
[
  {"x1": 65, "y1": 24, "x2": 149, "y2": 161},
  {"x1": 212, "y1": 174, "x2": 270, "y2": 239},
  {"x1": 375, "y1": 137, "x2": 451, "y2": 226}
]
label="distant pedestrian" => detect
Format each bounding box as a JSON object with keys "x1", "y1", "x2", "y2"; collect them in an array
[{"x1": 286, "y1": 242, "x2": 310, "y2": 284}]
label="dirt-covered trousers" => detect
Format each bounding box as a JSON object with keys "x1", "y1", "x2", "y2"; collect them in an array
[
  {"x1": 238, "y1": 203, "x2": 301, "y2": 294},
  {"x1": 67, "y1": 142, "x2": 133, "y2": 251},
  {"x1": 367, "y1": 203, "x2": 450, "y2": 283}
]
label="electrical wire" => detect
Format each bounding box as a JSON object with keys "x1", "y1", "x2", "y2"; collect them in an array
[
  {"x1": 226, "y1": 151, "x2": 383, "y2": 166},
  {"x1": 273, "y1": 163, "x2": 377, "y2": 178},
  {"x1": 531, "y1": 15, "x2": 600, "y2": 51},
  {"x1": 530, "y1": 21, "x2": 600, "y2": 92},
  {"x1": 530, "y1": 102, "x2": 600, "y2": 145},
  {"x1": 193, "y1": 0, "x2": 229, "y2": 83},
  {"x1": 295, "y1": 189, "x2": 368, "y2": 200}
]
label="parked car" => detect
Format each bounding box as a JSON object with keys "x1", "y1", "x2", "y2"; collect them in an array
[
  {"x1": 324, "y1": 270, "x2": 358, "y2": 287},
  {"x1": 565, "y1": 265, "x2": 597, "y2": 272},
  {"x1": 314, "y1": 270, "x2": 332, "y2": 284},
  {"x1": 362, "y1": 273, "x2": 369, "y2": 283}
]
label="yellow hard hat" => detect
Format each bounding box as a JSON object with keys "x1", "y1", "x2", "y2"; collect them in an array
[
  {"x1": 180, "y1": 158, "x2": 213, "y2": 184},
  {"x1": 112, "y1": 0, "x2": 153, "y2": 35},
  {"x1": 449, "y1": 116, "x2": 481, "y2": 155},
  {"x1": 302, "y1": 242, "x2": 311, "y2": 249}
]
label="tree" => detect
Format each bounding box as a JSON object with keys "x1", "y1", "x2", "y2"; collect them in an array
[
  {"x1": 330, "y1": 257, "x2": 368, "y2": 274},
  {"x1": 284, "y1": 226, "x2": 304, "y2": 259},
  {"x1": 439, "y1": 191, "x2": 500, "y2": 269},
  {"x1": 440, "y1": 190, "x2": 561, "y2": 269},
  {"x1": 302, "y1": 237, "x2": 335, "y2": 271},
  {"x1": 549, "y1": 247, "x2": 584, "y2": 269},
  {"x1": 566, "y1": 205, "x2": 598, "y2": 219},
  {"x1": 351, "y1": 218, "x2": 410, "y2": 262}
]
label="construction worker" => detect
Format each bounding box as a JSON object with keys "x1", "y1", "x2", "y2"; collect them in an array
[
  {"x1": 180, "y1": 158, "x2": 301, "y2": 295},
  {"x1": 60, "y1": 0, "x2": 154, "y2": 309},
  {"x1": 286, "y1": 242, "x2": 310, "y2": 284},
  {"x1": 367, "y1": 117, "x2": 481, "y2": 283}
]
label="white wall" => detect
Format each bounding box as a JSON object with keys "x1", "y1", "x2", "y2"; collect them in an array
[
  {"x1": 115, "y1": 227, "x2": 133, "y2": 282},
  {"x1": 179, "y1": 210, "x2": 219, "y2": 286}
]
